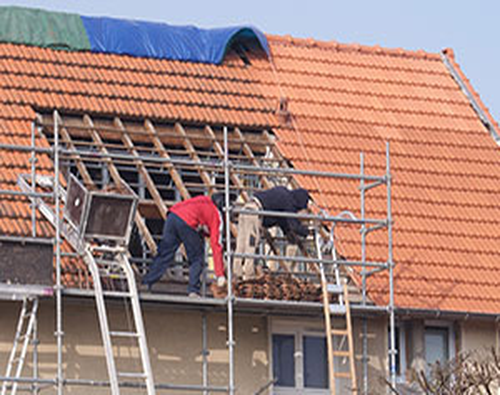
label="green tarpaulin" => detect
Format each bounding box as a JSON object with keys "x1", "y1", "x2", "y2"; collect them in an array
[{"x1": 0, "y1": 6, "x2": 90, "y2": 50}]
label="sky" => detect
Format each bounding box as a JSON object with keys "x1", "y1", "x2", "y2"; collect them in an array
[{"x1": 1, "y1": 0, "x2": 499, "y2": 122}]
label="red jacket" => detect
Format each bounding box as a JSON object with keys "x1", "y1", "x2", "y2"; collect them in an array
[{"x1": 170, "y1": 196, "x2": 224, "y2": 277}]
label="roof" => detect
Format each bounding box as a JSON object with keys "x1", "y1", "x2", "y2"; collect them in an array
[{"x1": 0, "y1": 16, "x2": 499, "y2": 314}]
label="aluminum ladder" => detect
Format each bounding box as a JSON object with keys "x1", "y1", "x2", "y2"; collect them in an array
[
  {"x1": 1, "y1": 298, "x2": 38, "y2": 395},
  {"x1": 315, "y1": 227, "x2": 357, "y2": 394},
  {"x1": 17, "y1": 174, "x2": 156, "y2": 395},
  {"x1": 82, "y1": 244, "x2": 155, "y2": 395}
]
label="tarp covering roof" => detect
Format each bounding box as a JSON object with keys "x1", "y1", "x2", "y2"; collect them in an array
[{"x1": 0, "y1": 6, "x2": 269, "y2": 64}]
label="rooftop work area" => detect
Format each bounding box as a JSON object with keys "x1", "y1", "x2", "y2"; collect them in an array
[{"x1": 0, "y1": 5, "x2": 500, "y2": 395}]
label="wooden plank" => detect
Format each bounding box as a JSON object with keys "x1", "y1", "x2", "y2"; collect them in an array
[
  {"x1": 114, "y1": 118, "x2": 168, "y2": 220},
  {"x1": 331, "y1": 329, "x2": 349, "y2": 336},
  {"x1": 53, "y1": 113, "x2": 93, "y2": 187},
  {"x1": 145, "y1": 120, "x2": 191, "y2": 200},
  {"x1": 83, "y1": 115, "x2": 157, "y2": 255},
  {"x1": 234, "y1": 128, "x2": 273, "y2": 190},
  {"x1": 175, "y1": 123, "x2": 214, "y2": 194},
  {"x1": 204, "y1": 126, "x2": 249, "y2": 201}
]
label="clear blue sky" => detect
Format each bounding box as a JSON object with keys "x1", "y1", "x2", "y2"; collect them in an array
[{"x1": 2, "y1": 0, "x2": 499, "y2": 123}]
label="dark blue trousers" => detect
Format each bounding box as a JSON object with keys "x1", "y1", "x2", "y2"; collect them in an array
[{"x1": 142, "y1": 213, "x2": 205, "y2": 294}]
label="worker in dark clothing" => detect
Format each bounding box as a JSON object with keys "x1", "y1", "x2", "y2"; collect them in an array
[
  {"x1": 233, "y1": 187, "x2": 310, "y2": 279},
  {"x1": 142, "y1": 193, "x2": 226, "y2": 296}
]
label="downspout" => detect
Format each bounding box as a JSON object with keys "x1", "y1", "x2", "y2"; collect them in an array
[{"x1": 441, "y1": 49, "x2": 500, "y2": 144}]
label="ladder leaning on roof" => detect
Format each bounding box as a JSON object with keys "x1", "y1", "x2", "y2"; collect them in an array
[
  {"x1": 18, "y1": 173, "x2": 156, "y2": 395},
  {"x1": 314, "y1": 226, "x2": 357, "y2": 394}
]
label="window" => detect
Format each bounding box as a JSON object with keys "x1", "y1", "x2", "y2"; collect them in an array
[
  {"x1": 272, "y1": 334, "x2": 295, "y2": 387},
  {"x1": 271, "y1": 321, "x2": 331, "y2": 394},
  {"x1": 425, "y1": 327, "x2": 449, "y2": 365},
  {"x1": 303, "y1": 336, "x2": 328, "y2": 389}
]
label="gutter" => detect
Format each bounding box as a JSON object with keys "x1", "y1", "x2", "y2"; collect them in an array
[
  {"x1": 441, "y1": 49, "x2": 500, "y2": 144},
  {"x1": 397, "y1": 306, "x2": 500, "y2": 322},
  {"x1": 62, "y1": 288, "x2": 387, "y2": 317},
  {"x1": 37, "y1": 289, "x2": 500, "y2": 321}
]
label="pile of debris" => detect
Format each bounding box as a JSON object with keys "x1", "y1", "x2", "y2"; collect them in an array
[{"x1": 212, "y1": 273, "x2": 333, "y2": 302}]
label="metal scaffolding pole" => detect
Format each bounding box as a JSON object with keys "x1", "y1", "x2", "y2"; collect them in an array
[
  {"x1": 0, "y1": 114, "x2": 398, "y2": 394},
  {"x1": 387, "y1": 142, "x2": 397, "y2": 390},
  {"x1": 30, "y1": 121, "x2": 37, "y2": 238},
  {"x1": 223, "y1": 126, "x2": 235, "y2": 395},
  {"x1": 53, "y1": 110, "x2": 64, "y2": 395},
  {"x1": 31, "y1": 307, "x2": 39, "y2": 395},
  {"x1": 360, "y1": 153, "x2": 369, "y2": 395},
  {"x1": 0, "y1": 376, "x2": 228, "y2": 392},
  {"x1": 202, "y1": 314, "x2": 208, "y2": 395},
  {"x1": 0, "y1": 139, "x2": 389, "y2": 184}
]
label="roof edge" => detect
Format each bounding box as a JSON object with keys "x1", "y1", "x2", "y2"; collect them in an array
[
  {"x1": 267, "y1": 34, "x2": 442, "y2": 60},
  {"x1": 441, "y1": 48, "x2": 500, "y2": 144}
]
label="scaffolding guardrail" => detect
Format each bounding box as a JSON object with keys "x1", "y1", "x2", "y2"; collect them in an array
[{"x1": 0, "y1": 111, "x2": 395, "y2": 395}]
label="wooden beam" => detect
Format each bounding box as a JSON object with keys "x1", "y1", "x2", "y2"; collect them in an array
[
  {"x1": 145, "y1": 120, "x2": 191, "y2": 200},
  {"x1": 204, "y1": 126, "x2": 249, "y2": 201},
  {"x1": 115, "y1": 117, "x2": 168, "y2": 220},
  {"x1": 83, "y1": 115, "x2": 157, "y2": 255},
  {"x1": 53, "y1": 113, "x2": 93, "y2": 187},
  {"x1": 175, "y1": 123, "x2": 214, "y2": 194}
]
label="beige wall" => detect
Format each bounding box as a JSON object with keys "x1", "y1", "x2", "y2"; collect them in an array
[
  {"x1": 0, "y1": 299, "x2": 269, "y2": 395},
  {"x1": 0, "y1": 299, "x2": 397, "y2": 395},
  {"x1": 459, "y1": 320, "x2": 498, "y2": 354}
]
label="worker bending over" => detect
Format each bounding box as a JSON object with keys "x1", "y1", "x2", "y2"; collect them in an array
[
  {"x1": 233, "y1": 186, "x2": 310, "y2": 279},
  {"x1": 142, "y1": 194, "x2": 226, "y2": 297}
]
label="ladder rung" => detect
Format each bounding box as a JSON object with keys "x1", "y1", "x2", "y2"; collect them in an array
[
  {"x1": 96, "y1": 260, "x2": 121, "y2": 267},
  {"x1": 99, "y1": 272, "x2": 127, "y2": 280},
  {"x1": 326, "y1": 284, "x2": 343, "y2": 294},
  {"x1": 118, "y1": 372, "x2": 147, "y2": 379},
  {"x1": 330, "y1": 305, "x2": 346, "y2": 314},
  {"x1": 102, "y1": 291, "x2": 131, "y2": 298},
  {"x1": 334, "y1": 372, "x2": 351, "y2": 378},
  {"x1": 110, "y1": 331, "x2": 139, "y2": 338},
  {"x1": 331, "y1": 329, "x2": 348, "y2": 336},
  {"x1": 91, "y1": 245, "x2": 124, "y2": 253},
  {"x1": 332, "y1": 351, "x2": 350, "y2": 358}
]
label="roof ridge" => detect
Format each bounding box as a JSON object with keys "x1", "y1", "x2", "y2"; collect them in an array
[{"x1": 267, "y1": 34, "x2": 441, "y2": 60}]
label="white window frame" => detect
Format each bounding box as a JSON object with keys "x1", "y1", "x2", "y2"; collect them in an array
[
  {"x1": 270, "y1": 319, "x2": 330, "y2": 395},
  {"x1": 394, "y1": 320, "x2": 455, "y2": 383},
  {"x1": 424, "y1": 320, "x2": 455, "y2": 364},
  {"x1": 394, "y1": 324, "x2": 407, "y2": 383}
]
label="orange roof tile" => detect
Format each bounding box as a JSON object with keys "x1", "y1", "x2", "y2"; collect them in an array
[
  {"x1": 265, "y1": 36, "x2": 500, "y2": 314},
  {"x1": 0, "y1": 32, "x2": 499, "y2": 313}
]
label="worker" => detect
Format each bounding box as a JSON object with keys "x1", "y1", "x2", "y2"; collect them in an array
[
  {"x1": 142, "y1": 193, "x2": 227, "y2": 297},
  {"x1": 233, "y1": 186, "x2": 310, "y2": 280}
]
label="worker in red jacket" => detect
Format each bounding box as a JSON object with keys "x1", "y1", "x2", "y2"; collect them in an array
[{"x1": 142, "y1": 193, "x2": 226, "y2": 296}]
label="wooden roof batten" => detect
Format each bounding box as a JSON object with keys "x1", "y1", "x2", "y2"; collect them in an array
[
  {"x1": 83, "y1": 114, "x2": 158, "y2": 254},
  {"x1": 38, "y1": 113, "x2": 350, "y2": 283}
]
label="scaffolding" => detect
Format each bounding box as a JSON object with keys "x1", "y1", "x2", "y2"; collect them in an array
[{"x1": 0, "y1": 110, "x2": 395, "y2": 394}]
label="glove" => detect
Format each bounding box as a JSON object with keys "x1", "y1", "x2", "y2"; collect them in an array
[{"x1": 216, "y1": 276, "x2": 227, "y2": 288}]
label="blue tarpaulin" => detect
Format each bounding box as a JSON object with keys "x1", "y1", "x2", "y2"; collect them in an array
[{"x1": 81, "y1": 16, "x2": 269, "y2": 64}]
